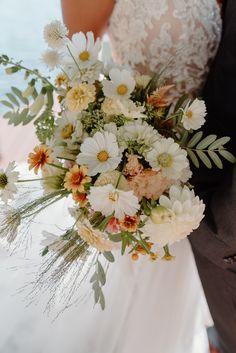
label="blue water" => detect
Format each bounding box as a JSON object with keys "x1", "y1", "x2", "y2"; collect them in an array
[{"x1": 0, "y1": 0, "x2": 62, "y2": 104}]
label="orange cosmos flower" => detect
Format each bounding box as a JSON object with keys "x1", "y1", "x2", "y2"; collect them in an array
[
  {"x1": 28, "y1": 145, "x2": 53, "y2": 174},
  {"x1": 120, "y1": 214, "x2": 140, "y2": 233},
  {"x1": 72, "y1": 192, "x2": 88, "y2": 207},
  {"x1": 64, "y1": 165, "x2": 91, "y2": 193}
]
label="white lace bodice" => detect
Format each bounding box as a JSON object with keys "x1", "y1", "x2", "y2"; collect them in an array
[{"x1": 107, "y1": 0, "x2": 222, "y2": 96}]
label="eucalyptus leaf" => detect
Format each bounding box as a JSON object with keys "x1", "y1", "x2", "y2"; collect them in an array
[
  {"x1": 196, "y1": 135, "x2": 217, "y2": 150},
  {"x1": 99, "y1": 290, "x2": 105, "y2": 310},
  {"x1": 103, "y1": 251, "x2": 115, "y2": 263},
  {"x1": 208, "y1": 151, "x2": 223, "y2": 169},
  {"x1": 208, "y1": 137, "x2": 231, "y2": 150},
  {"x1": 97, "y1": 261, "x2": 106, "y2": 286},
  {"x1": 196, "y1": 150, "x2": 212, "y2": 169},
  {"x1": 187, "y1": 131, "x2": 203, "y2": 148},
  {"x1": 94, "y1": 285, "x2": 101, "y2": 304},
  {"x1": 219, "y1": 150, "x2": 236, "y2": 164},
  {"x1": 187, "y1": 148, "x2": 200, "y2": 168}
]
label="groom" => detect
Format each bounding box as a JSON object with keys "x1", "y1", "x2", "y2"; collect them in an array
[{"x1": 190, "y1": 1, "x2": 236, "y2": 352}]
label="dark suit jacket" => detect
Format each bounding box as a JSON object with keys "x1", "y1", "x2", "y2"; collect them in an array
[{"x1": 191, "y1": 0, "x2": 236, "y2": 270}]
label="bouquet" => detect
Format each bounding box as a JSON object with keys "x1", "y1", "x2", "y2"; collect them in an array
[{"x1": 0, "y1": 21, "x2": 235, "y2": 310}]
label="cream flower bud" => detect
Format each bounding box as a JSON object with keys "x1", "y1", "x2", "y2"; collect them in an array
[
  {"x1": 29, "y1": 94, "x2": 45, "y2": 116},
  {"x1": 150, "y1": 206, "x2": 173, "y2": 224},
  {"x1": 22, "y1": 85, "x2": 34, "y2": 98}
]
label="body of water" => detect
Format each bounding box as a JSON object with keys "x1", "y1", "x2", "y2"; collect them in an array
[{"x1": 0, "y1": 0, "x2": 62, "y2": 102}]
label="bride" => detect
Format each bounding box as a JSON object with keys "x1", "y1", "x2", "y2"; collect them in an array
[
  {"x1": 60, "y1": 1, "x2": 222, "y2": 353},
  {"x1": 0, "y1": 1, "x2": 222, "y2": 353}
]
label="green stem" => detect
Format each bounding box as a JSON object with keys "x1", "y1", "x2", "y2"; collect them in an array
[
  {"x1": 4, "y1": 57, "x2": 56, "y2": 90},
  {"x1": 66, "y1": 45, "x2": 82, "y2": 73},
  {"x1": 46, "y1": 163, "x2": 69, "y2": 171}
]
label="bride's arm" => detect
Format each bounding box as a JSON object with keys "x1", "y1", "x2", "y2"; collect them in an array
[{"x1": 61, "y1": 0, "x2": 116, "y2": 38}]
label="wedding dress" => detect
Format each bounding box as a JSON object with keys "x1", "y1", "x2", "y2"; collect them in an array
[{"x1": 0, "y1": 1, "x2": 222, "y2": 353}]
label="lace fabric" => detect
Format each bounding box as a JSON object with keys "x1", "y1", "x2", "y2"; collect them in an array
[{"x1": 108, "y1": 0, "x2": 222, "y2": 96}]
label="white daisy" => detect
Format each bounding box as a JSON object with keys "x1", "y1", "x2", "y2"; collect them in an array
[
  {"x1": 142, "y1": 185, "x2": 205, "y2": 246},
  {"x1": 41, "y1": 49, "x2": 62, "y2": 70},
  {"x1": 102, "y1": 68, "x2": 135, "y2": 100},
  {"x1": 43, "y1": 20, "x2": 68, "y2": 49},
  {"x1": 88, "y1": 184, "x2": 140, "y2": 220},
  {"x1": 65, "y1": 31, "x2": 101, "y2": 68},
  {"x1": 182, "y1": 99, "x2": 207, "y2": 130},
  {"x1": 118, "y1": 120, "x2": 161, "y2": 153},
  {"x1": 76, "y1": 131, "x2": 122, "y2": 176},
  {"x1": 146, "y1": 137, "x2": 189, "y2": 179},
  {"x1": 0, "y1": 162, "x2": 19, "y2": 203}
]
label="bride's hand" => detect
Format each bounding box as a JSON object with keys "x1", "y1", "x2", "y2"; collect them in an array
[{"x1": 61, "y1": 0, "x2": 116, "y2": 38}]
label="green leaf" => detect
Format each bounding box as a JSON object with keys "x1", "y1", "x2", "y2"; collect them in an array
[
  {"x1": 11, "y1": 86, "x2": 29, "y2": 105},
  {"x1": 121, "y1": 236, "x2": 127, "y2": 255},
  {"x1": 1, "y1": 100, "x2": 14, "y2": 109},
  {"x1": 208, "y1": 137, "x2": 231, "y2": 150},
  {"x1": 196, "y1": 135, "x2": 217, "y2": 149},
  {"x1": 94, "y1": 284, "x2": 101, "y2": 304},
  {"x1": 99, "y1": 290, "x2": 105, "y2": 310},
  {"x1": 187, "y1": 148, "x2": 200, "y2": 168},
  {"x1": 196, "y1": 150, "x2": 212, "y2": 168},
  {"x1": 187, "y1": 131, "x2": 203, "y2": 148},
  {"x1": 179, "y1": 130, "x2": 189, "y2": 146},
  {"x1": 219, "y1": 150, "x2": 236, "y2": 164},
  {"x1": 6, "y1": 93, "x2": 20, "y2": 107},
  {"x1": 103, "y1": 251, "x2": 115, "y2": 263},
  {"x1": 108, "y1": 233, "x2": 122, "y2": 243},
  {"x1": 97, "y1": 261, "x2": 106, "y2": 286},
  {"x1": 174, "y1": 94, "x2": 189, "y2": 112},
  {"x1": 208, "y1": 151, "x2": 223, "y2": 169}
]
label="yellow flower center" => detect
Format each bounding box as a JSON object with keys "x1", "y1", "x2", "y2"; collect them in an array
[
  {"x1": 108, "y1": 191, "x2": 119, "y2": 202},
  {"x1": 97, "y1": 150, "x2": 109, "y2": 162},
  {"x1": 79, "y1": 50, "x2": 90, "y2": 61},
  {"x1": 158, "y1": 153, "x2": 173, "y2": 168},
  {"x1": 61, "y1": 123, "x2": 74, "y2": 139},
  {"x1": 0, "y1": 173, "x2": 8, "y2": 189},
  {"x1": 117, "y1": 84, "x2": 128, "y2": 96},
  {"x1": 186, "y1": 110, "x2": 193, "y2": 119}
]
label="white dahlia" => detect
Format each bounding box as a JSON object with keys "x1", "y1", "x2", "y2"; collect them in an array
[
  {"x1": 76, "y1": 131, "x2": 122, "y2": 176},
  {"x1": 116, "y1": 99, "x2": 146, "y2": 119},
  {"x1": 88, "y1": 184, "x2": 140, "y2": 220},
  {"x1": 146, "y1": 137, "x2": 189, "y2": 180},
  {"x1": 142, "y1": 185, "x2": 205, "y2": 246},
  {"x1": 0, "y1": 162, "x2": 19, "y2": 203},
  {"x1": 41, "y1": 49, "x2": 62, "y2": 70},
  {"x1": 118, "y1": 120, "x2": 160, "y2": 153},
  {"x1": 43, "y1": 20, "x2": 68, "y2": 49},
  {"x1": 182, "y1": 99, "x2": 207, "y2": 130},
  {"x1": 55, "y1": 111, "x2": 83, "y2": 144},
  {"x1": 102, "y1": 68, "x2": 135, "y2": 100}
]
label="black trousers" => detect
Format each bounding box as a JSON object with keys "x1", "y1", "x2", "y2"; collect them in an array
[{"x1": 190, "y1": 247, "x2": 236, "y2": 353}]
